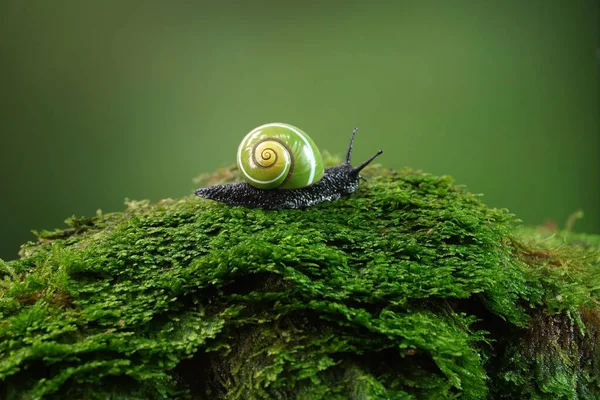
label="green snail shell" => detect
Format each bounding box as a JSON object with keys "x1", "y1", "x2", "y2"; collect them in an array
[{"x1": 236, "y1": 123, "x2": 325, "y2": 190}]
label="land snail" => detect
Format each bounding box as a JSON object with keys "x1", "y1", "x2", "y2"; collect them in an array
[{"x1": 194, "y1": 122, "x2": 383, "y2": 209}]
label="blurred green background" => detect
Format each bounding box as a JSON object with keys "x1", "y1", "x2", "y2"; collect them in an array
[{"x1": 1, "y1": 1, "x2": 598, "y2": 261}]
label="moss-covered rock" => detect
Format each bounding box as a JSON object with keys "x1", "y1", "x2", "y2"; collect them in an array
[{"x1": 0, "y1": 163, "x2": 598, "y2": 399}]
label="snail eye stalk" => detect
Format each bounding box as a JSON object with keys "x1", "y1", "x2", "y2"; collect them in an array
[
  {"x1": 352, "y1": 149, "x2": 384, "y2": 176},
  {"x1": 345, "y1": 127, "x2": 359, "y2": 164}
]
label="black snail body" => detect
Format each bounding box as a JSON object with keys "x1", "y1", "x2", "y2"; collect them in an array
[{"x1": 194, "y1": 123, "x2": 383, "y2": 210}]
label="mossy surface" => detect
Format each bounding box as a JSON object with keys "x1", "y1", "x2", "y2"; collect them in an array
[{"x1": 0, "y1": 163, "x2": 599, "y2": 399}]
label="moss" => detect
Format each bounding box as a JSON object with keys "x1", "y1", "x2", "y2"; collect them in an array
[{"x1": 0, "y1": 163, "x2": 599, "y2": 399}]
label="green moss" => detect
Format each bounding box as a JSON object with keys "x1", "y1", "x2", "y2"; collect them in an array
[{"x1": 0, "y1": 164, "x2": 598, "y2": 399}]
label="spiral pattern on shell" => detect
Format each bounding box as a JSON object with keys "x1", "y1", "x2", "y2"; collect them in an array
[{"x1": 237, "y1": 123, "x2": 324, "y2": 190}]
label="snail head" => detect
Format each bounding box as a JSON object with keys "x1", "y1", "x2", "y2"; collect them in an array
[{"x1": 345, "y1": 127, "x2": 383, "y2": 181}]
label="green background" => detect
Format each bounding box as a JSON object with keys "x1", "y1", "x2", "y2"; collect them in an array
[{"x1": 1, "y1": 1, "x2": 598, "y2": 261}]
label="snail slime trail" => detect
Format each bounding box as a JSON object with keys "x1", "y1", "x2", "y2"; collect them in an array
[{"x1": 195, "y1": 123, "x2": 383, "y2": 209}]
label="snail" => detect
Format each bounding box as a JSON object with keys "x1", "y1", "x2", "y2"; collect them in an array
[{"x1": 194, "y1": 122, "x2": 383, "y2": 209}]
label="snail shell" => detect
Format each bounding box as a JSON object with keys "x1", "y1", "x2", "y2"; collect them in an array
[{"x1": 237, "y1": 122, "x2": 324, "y2": 189}]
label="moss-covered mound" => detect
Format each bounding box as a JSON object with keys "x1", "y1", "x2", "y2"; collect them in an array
[{"x1": 0, "y1": 164, "x2": 599, "y2": 399}]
